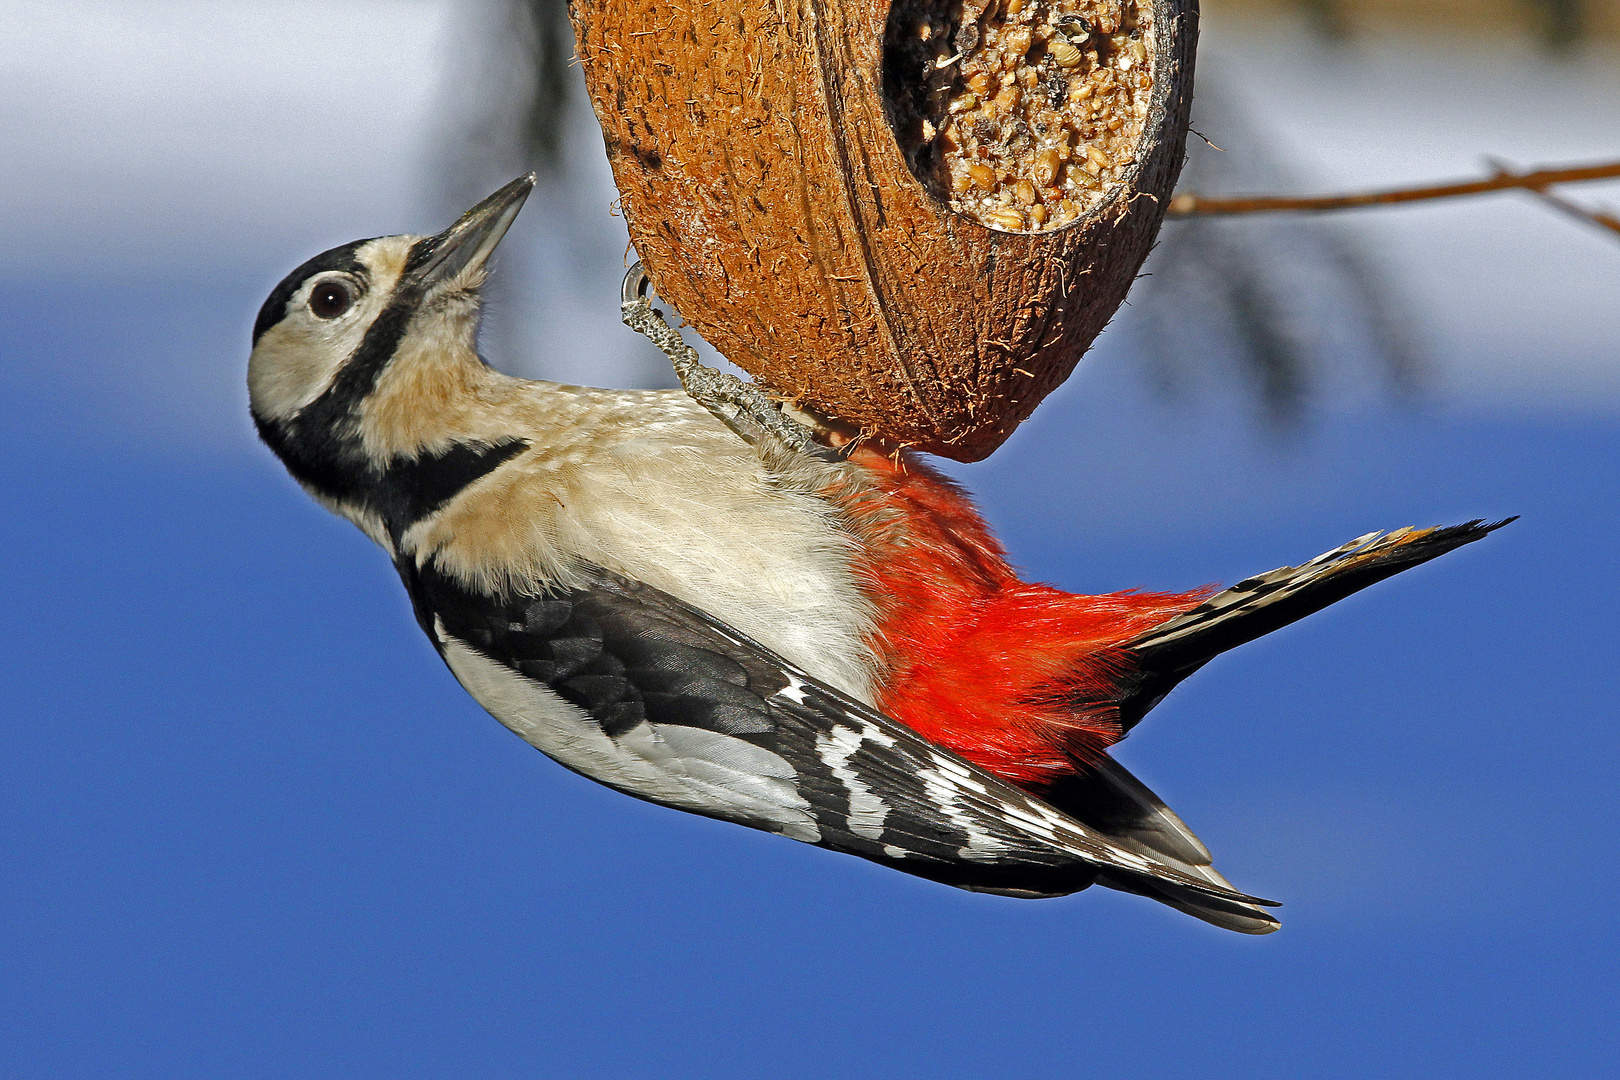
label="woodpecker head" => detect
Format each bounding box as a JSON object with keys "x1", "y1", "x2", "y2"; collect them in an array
[{"x1": 248, "y1": 175, "x2": 534, "y2": 529}]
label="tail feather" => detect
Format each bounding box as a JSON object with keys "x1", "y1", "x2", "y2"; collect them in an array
[
  {"x1": 1046, "y1": 755, "x2": 1211, "y2": 866},
  {"x1": 1044, "y1": 755, "x2": 1281, "y2": 934},
  {"x1": 1115, "y1": 518, "x2": 1515, "y2": 731},
  {"x1": 1039, "y1": 518, "x2": 1513, "y2": 932},
  {"x1": 1095, "y1": 871, "x2": 1283, "y2": 935}
]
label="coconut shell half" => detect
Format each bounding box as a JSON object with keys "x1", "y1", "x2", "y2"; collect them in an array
[{"x1": 570, "y1": 0, "x2": 1197, "y2": 461}]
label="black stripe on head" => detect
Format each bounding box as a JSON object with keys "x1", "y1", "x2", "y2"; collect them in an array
[
  {"x1": 255, "y1": 232, "x2": 523, "y2": 540},
  {"x1": 286, "y1": 233, "x2": 444, "y2": 436},
  {"x1": 251, "y1": 238, "x2": 440, "y2": 492},
  {"x1": 252, "y1": 238, "x2": 374, "y2": 345}
]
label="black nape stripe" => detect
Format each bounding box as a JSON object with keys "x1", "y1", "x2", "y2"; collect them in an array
[
  {"x1": 252, "y1": 238, "x2": 374, "y2": 345},
  {"x1": 255, "y1": 416, "x2": 528, "y2": 542},
  {"x1": 369, "y1": 440, "x2": 531, "y2": 539}
]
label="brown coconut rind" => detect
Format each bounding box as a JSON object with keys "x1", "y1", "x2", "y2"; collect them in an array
[{"x1": 570, "y1": 0, "x2": 1196, "y2": 462}]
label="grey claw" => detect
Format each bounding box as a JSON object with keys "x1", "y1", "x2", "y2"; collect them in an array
[
  {"x1": 617, "y1": 262, "x2": 833, "y2": 461},
  {"x1": 621, "y1": 262, "x2": 651, "y2": 307}
]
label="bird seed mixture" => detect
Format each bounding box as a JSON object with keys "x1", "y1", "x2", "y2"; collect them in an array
[{"x1": 884, "y1": 0, "x2": 1154, "y2": 233}]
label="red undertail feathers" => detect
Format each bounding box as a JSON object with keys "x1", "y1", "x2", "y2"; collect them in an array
[{"x1": 831, "y1": 447, "x2": 1210, "y2": 791}]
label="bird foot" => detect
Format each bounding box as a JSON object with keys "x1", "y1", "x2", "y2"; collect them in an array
[{"x1": 620, "y1": 263, "x2": 832, "y2": 459}]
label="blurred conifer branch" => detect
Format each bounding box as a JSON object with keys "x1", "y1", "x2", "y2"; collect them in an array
[
  {"x1": 1134, "y1": 86, "x2": 1424, "y2": 424},
  {"x1": 1280, "y1": 0, "x2": 1591, "y2": 52},
  {"x1": 512, "y1": 0, "x2": 576, "y2": 172},
  {"x1": 443, "y1": 0, "x2": 576, "y2": 208},
  {"x1": 1525, "y1": 0, "x2": 1587, "y2": 50}
]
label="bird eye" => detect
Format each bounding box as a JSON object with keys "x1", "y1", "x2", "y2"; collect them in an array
[{"x1": 309, "y1": 278, "x2": 356, "y2": 319}]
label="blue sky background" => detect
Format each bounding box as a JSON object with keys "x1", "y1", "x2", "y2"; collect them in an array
[{"x1": 2, "y1": 3, "x2": 1618, "y2": 1077}]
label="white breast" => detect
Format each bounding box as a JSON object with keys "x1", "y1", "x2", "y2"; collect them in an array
[{"x1": 401, "y1": 384, "x2": 884, "y2": 706}]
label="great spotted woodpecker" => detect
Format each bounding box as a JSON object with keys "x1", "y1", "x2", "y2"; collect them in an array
[{"x1": 249, "y1": 175, "x2": 1508, "y2": 933}]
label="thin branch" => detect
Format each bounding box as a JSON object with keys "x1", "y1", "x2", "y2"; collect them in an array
[
  {"x1": 1167, "y1": 158, "x2": 1620, "y2": 217},
  {"x1": 1483, "y1": 157, "x2": 1620, "y2": 245},
  {"x1": 1525, "y1": 186, "x2": 1620, "y2": 239}
]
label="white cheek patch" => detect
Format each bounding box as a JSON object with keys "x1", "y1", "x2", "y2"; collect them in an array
[
  {"x1": 247, "y1": 236, "x2": 417, "y2": 422},
  {"x1": 248, "y1": 315, "x2": 373, "y2": 420},
  {"x1": 436, "y1": 625, "x2": 820, "y2": 843}
]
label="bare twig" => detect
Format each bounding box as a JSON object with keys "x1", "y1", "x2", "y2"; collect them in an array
[
  {"x1": 1525, "y1": 186, "x2": 1620, "y2": 239},
  {"x1": 1167, "y1": 159, "x2": 1620, "y2": 217},
  {"x1": 1483, "y1": 157, "x2": 1620, "y2": 244}
]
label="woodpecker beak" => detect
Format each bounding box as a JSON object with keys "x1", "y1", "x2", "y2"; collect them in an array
[{"x1": 408, "y1": 173, "x2": 536, "y2": 292}]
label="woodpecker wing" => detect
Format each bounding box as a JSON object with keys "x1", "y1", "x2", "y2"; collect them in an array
[{"x1": 400, "y1": 559, "x2": 1275, "y2": 907}]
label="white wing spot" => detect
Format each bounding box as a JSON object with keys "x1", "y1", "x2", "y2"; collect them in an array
[
  {"x1": 927, "y1": 753, "x2": 974, "y2": 779},
  {"x1": 929, "y1": 753, "x2": 987, "y2": 793},
  {"x1": 775, "y1": 673, "x2": 809, "y2": 705},
  {"x1": 917, "y1": 768, "x2": 1006, "y2": 861},
  {"x1": 993, "y1": 800, "x2": 1063, "y2": 841},
  {"x1": 857, "y1": 721, "x2": 896, "y2": 749},
  {"x1": 815, "y1": 725, "x2": 892, "y2": 840},
  {"x1": 988, "y1": 794, "x2": 1162, "y2": 874}
]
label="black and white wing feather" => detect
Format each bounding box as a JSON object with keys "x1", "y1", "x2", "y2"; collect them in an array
[{"x1": 399, "y1": 559, "x2": 1275, "y2": 906}]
